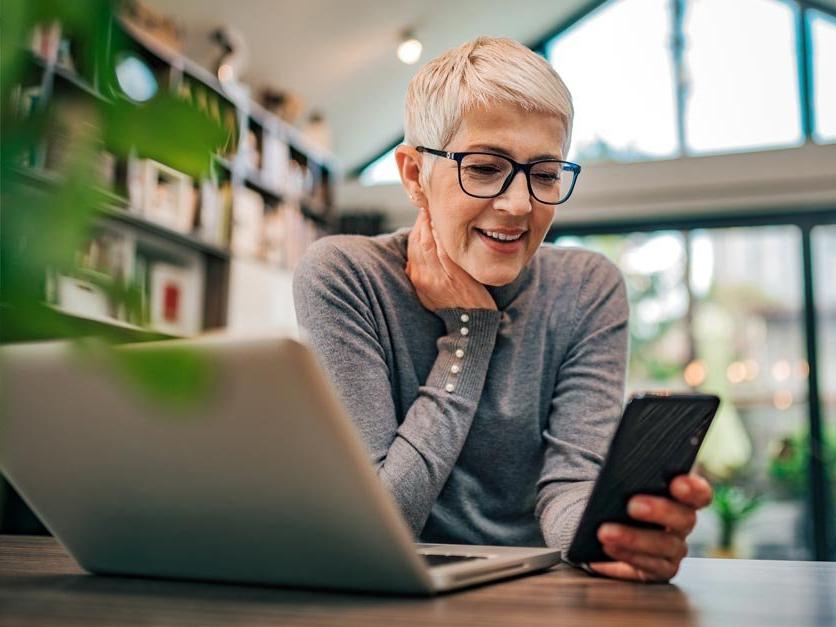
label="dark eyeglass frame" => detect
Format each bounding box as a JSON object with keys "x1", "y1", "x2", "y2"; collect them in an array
[{"x1": 416, "y1": 146, "x2": 581, "y2": 205}]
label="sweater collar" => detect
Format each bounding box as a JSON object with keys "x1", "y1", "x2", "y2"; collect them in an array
[
  {"x1": 396, "y1": 227, "x2": 532, "y2": 310},
  {"x1": 486, "y1": 262, "x2": 532, "y2": 310}
]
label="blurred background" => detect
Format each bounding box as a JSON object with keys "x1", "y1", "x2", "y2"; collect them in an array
[{"x1": 1, "y1": 0, "x2": 834, "y2": 562}]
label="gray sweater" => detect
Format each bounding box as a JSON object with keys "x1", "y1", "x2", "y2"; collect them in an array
[{"x1": 292, "y1": 227, "x2": 628, "y2": 554}]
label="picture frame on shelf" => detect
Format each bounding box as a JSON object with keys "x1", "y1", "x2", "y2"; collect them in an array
[
  {"x1": 131, "y1": 158, "x2": 197, "y2": 234},
  {"x1": 148, "y1": 261, "x2": 201, "y2": 337}
]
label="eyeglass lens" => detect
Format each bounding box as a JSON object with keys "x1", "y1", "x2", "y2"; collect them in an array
[{"x1": 459, "y1": 154, "x2": 576, "y2": 204}]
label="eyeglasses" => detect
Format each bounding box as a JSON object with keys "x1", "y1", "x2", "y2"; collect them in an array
[{"x1": 416, "y1": 146, "x2": 581, "y2": 205}]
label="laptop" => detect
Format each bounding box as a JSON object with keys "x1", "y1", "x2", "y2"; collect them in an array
[{"x1": 0, "y1": 336, "x2": 560, "y2": 594}]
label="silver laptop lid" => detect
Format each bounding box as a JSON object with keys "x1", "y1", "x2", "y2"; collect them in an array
[{"x1": 0, "y1": 337, "x2": 435, "y2": 594}]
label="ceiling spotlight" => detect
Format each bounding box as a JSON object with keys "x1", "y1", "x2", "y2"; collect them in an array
[
  {"x1": 217, "y1": 63, "x2": 235, "y2": 83},
  {"x1": 397, "y1": 31, "x2": 422, "y2": 65}
]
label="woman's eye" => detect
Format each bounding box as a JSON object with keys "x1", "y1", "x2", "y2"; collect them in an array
[
  {"x1": 467, "y1": 165, "x2": 502, "y2": 175},
  {"x1": 534, "y1": 172, "x2": 559, "y2": 183}
]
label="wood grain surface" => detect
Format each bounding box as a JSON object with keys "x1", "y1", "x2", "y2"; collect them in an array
[{"x1": 1, "y1": 535, "x2": 834, "y2": 627}]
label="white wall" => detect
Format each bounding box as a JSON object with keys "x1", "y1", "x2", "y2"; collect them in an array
[{"x1": 225, "y1": 259, "x2": 299, "y2": 337}]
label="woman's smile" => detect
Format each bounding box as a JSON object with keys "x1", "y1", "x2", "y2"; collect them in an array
[{"x1": 474, "y1": 227, "x2": 529, "y2": 255}]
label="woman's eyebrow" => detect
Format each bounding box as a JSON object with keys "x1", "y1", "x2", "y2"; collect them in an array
[{"x1": 465, "y1": 144, "x2": 562, "y2": 161}]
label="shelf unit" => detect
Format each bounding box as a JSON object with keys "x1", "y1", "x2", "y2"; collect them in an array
[{"x1": 6, "y1": 14, "x2": 338, "y2": 343}]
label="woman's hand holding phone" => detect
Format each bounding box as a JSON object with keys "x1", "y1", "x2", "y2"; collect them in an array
[{"x1": 588, "y1": 474, "x2": 713, "y2": 582}]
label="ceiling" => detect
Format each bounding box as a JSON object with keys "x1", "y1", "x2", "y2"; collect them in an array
[{"x1": 144, "y1": 0, "x2": 598, "y2": 171}]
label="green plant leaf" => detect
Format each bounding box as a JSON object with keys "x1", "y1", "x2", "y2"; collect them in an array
[
  {"x1": 102, "y1": 94, "x2": 227, "y2": 178},
  {"x1": 109, "y1": 345, "x2": 217, "y2": 411}
]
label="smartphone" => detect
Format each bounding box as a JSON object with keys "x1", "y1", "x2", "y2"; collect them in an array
[{"x1": 565, "y1": 392, "x2": 720, "y2": 566}]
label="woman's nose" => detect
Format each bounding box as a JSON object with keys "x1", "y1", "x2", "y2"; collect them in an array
[{"x1": 494, "y1": 169, "x2": 532, "y2": 215}]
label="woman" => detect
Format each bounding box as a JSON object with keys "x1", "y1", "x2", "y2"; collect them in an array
[{"x1": 293, "y1": 36, "x2": 711, "y2": 582}]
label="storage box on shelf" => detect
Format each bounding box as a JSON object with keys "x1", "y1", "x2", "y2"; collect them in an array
[{"x1": 7, "y1": 12, "x2": 338, "y2": 343}]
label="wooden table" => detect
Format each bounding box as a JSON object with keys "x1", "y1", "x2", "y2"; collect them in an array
[{"x1": 1, "y1": 535, "x2": 834, "y2": 626}]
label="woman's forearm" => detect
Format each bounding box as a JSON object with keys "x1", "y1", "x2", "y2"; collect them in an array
[{"x1": 374, "y1": 308, "x2": 501, "y2": 534}]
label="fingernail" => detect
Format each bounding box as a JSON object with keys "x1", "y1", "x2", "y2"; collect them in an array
[
  {"x1": 629, "y1": 499, "x2": 651, "y2": 517},
  {"x1": 599, "y1": 524, "x2": 620, "y2": 541},
  {"x1": 677, "y1": 481, "x2": 691, "y2": 498}
]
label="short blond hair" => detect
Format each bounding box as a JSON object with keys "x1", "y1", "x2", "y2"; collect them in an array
[{"x1": 404, "y1": 36, "x2": 573, "y2": 186}]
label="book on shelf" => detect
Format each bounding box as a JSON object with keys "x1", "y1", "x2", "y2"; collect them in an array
[
  {"x1": 198, "y1": 179, "x2": 231, "y2": 247},
  {"x1": 261, "y1": 132, "x2": 289, "y2": 191},
  {"x1": 47, "y1": 228, "x2": 137, "y2": 324},
  {"x1": 242, "y1": 128, "x2": 260, "y2": 171},
  {"x1": 231, "y1": 186, "x2": 264, "y2": 258}
]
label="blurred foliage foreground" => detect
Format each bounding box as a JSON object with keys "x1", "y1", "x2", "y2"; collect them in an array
[{"x1": 0, "y1": 0, "x2": 226, "y2": 406}]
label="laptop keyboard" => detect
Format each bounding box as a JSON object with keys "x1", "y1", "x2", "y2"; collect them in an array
[{"x1": 421, "y1": 554, "x2": 488, "y2": 567}]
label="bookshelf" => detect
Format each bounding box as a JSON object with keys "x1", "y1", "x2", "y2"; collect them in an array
[
  {"x1": 1, "y1": 10, "x2": 340, "y2": 535},
  {"x1": 6, "y1": 13, "x2": 338, "y2": 343}
]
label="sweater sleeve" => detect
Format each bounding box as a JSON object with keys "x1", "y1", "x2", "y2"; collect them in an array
[
  {"x1": 535, "y1": 253, "x2": 629, "y2": 557},
  {"x1": 292, "y1": 237, "x2": 501, "y2": 536}
]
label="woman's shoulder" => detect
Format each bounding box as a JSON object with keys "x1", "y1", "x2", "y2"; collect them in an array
[
  {"x1": 294, "y1": 228, "x2": 409, "y2": 284},
  {"x1": 535, "y1": 242, "x2": 623, "y2": 286}
]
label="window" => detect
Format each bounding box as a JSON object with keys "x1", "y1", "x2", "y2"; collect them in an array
[
  {"x1": 810, "y1": 9, "x2": 836, "y2": 143},
  {"x1": 684, "y1": 0, "x2": 803, "y2": 154},
  {"x1": 358, "y1": 145, "x2": 401, "y2": 186},
  {"x1": 555, "y1": 226, "x2": 814, "y2": 559},
  {"x1": 546, "y1": 0, "x2": 679, "y2": 163},
  {"x1": 358, "y1": 0, "x2": 833, "y2": 182}
]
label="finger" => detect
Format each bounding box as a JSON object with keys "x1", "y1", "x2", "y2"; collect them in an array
[
  {"x1": 419, "y1": 208, "x2": 436, "y2": 253},
  {"x1": 419, "y1": 210, "x2": 447, "y2": 275},
  {"x1": 598, "y1": 523, "x2": 687, "y2": 562},
  {"x1": 587, "y1": 560, "x2": 650, "y2": 582},
  {"x1": 429, "y1": 222, "x2": 462, "y2": 279},
  {"x1": 600, "y1": 546, "x2": 679, "y2": 582},
  {"x1": 409, "y1": 209, "x2": 433, "y2": 272},
  {"x1": 627, "y1": 495, "x2": 697, "y2": 537},
  {"x1": 406, "y1": 210, "x2": 423, "y2": 265},
  {"x1": 670, "y1": 474, "x2": 713, "y2": 509}
]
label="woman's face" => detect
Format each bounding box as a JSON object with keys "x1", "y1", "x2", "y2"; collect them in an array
[{"x1": 423, "y1": 102, "x2": 565, "y2": 286}]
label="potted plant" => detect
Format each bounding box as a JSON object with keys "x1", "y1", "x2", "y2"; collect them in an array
[{"x1": 710, "y1": 484, "x2": 763, "y2": 558}]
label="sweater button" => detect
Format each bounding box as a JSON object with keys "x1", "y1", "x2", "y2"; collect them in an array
[
  {"x1": 460, "y1": 327, "x2": 469, "y2": 336},
  {"x1": 455, "y1": 349, "x2": 465, "y2": 358},
  {"x1": 460, "y1": 313, "x2": 470, "y2": 323},
  {"x1": 451, "y1": 364, "x2": 460, "y2": 374},
  {"x1": 445, "y1": 383, "x2": 455, "y2": 393}
]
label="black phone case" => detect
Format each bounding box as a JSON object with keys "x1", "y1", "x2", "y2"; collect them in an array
[{"x1": 565, "y1": 392, "x2": 720, "y2": 565}]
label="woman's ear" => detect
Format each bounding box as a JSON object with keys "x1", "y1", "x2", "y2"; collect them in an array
[{"x1": 394, "y1": 145, "x2": 426, "y2": 207}]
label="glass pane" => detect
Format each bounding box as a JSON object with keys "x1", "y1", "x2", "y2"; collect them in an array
[
  {"x1": 546, "y1": 0, "x2": 679, "y2": 164},
  {"x1": 359, "y1": 145, "x2": 400, "y2": 186},
  {"x1": 810, "y1": 9, "x2": 836, "y2": 143},
  {"x1": 554, "y1": 226, "x2": 812, "y2": 560},
  {"x1": 813, "y1": 225, "x2": 836, "y2": 559},
  {"x1": 684, "y1": 0, "x2": 803, "y2": 154}
]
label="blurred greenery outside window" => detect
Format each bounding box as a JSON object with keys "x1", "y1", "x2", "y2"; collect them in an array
[{"x1": 553, "y1": 227, "x2": 835, "y2": 560}]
